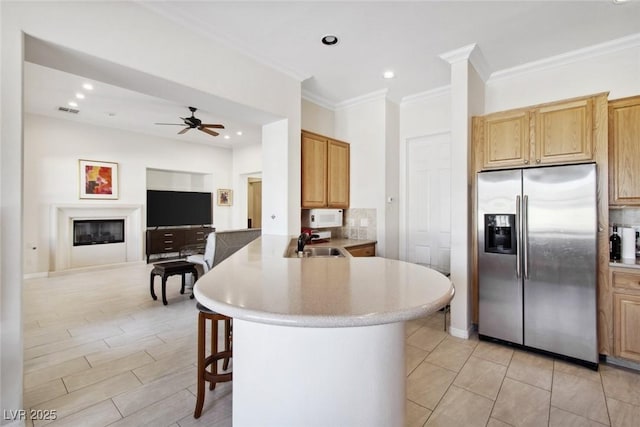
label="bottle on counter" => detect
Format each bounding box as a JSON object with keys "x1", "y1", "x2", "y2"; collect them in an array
[{"x1": 610, "y1": 225, "x2": 621, "y2": 261}]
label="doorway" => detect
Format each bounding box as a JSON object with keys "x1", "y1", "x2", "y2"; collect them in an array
[
  {"x1": 405, "y1": 132, "x2": 451, "y2": 273},
  {"x1": 247, "y1": 178, "x2": 262, "y2": 229}
]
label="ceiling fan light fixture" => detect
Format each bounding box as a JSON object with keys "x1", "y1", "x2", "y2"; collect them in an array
[{"x1": 321, "y1": 35, "x2": 339, "y2": 46}]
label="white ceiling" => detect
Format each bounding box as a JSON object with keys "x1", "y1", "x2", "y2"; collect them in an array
[
  {"x1": 145, "y1": 0, "x2": 640, "y2": 104},
  {"x1": 24, "y1": 1, "x2": 640, "y2": 144}
]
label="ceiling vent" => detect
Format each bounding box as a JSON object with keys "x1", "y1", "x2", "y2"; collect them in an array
[{"x1": 57, "y1": 106, "x2": 79, "y2": 114}]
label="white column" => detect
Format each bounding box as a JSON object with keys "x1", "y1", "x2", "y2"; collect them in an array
[{"x1": 439, "y1": 44, "x2": 487, "y2": 338}]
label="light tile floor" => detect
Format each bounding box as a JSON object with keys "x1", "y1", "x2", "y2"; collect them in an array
[{"x1": 21, "y1": 263, "x2": 640, "y2": 426}]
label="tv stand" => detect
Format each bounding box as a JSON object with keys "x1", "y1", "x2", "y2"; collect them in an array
[{"x1": 145, "y1": 226, "x2": 214, "y2": 263}]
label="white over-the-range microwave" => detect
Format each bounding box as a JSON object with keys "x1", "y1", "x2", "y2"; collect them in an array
[{"x1": 302, "y1": 209, "x2": 343, "y2": 228}]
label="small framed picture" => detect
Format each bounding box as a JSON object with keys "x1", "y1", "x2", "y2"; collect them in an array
[
  {"x1": 217, "y1": 189, "x2": 233, "y2": 206},
  {"x1": 79, "y1": 160, "x2": 119, "y2": 199}
]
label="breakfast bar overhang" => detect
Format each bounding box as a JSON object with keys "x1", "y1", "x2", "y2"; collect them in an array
[{"x1": 193, "y1": 235, "x2": 454, "y2": 427}]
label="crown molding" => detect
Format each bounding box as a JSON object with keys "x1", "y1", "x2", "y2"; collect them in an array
[
  {"x1": 439, "y1": 43, "x2": 491, "y2": 82},
  {"x1": 301, "y1": 90, "x2": 337, "y2": 111},
  {"x1": 335, "y1": 88, "x2": 389, "y2": 110},
  {"x1": 400, "y1": 85, "x2": 451, "y2": 105},
  {"x1": 439, "y1": 43, "x2": 477, "y2": 64},
  {"x1": 490, "y1": 32, "x2": 640, "y2": 82}
]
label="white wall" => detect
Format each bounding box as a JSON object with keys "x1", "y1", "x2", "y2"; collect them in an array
[
  {"x1": 485, "y1": 40, "x2": 640, "y2": 113},
  {"x1": 23, "y1": 114, "x2": 234, "y2": 274},
  {"x1": 334, "y1": 97, "x2": 388, "y2": 256},
  {"x1": 301, "y1": 99, "x2": 335, "y2": 136},
  {"x1": 384, "y1": 100, "x2": 400, "y2": 260}
]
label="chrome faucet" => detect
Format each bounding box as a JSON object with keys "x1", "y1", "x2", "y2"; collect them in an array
[{"x1": 297, "y1": 233, "x2": 318, "y2": 253}]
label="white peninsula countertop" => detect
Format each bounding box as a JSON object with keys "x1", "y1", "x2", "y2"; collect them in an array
[
  {"x1": 193, "y1": 234, "x2": 454, "y2": 327},
  {"x1": 192, "y1": 234, "x2": 454, "y2": 427}
]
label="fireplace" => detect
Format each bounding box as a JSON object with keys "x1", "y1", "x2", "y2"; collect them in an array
[
  {"x1": 73, "y1": 219, "x2": 125, "y2": 246},
  {"x1": 52, "y1": 204, "x2": 142, "y2": 270}
]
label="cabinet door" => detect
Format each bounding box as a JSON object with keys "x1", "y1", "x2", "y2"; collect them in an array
[
  {"x1": 534, "y1": 98, "x2": 593, "y2": 165},
  {"x1": 614, "y1": 292, "x2": 640, "y2": 363},
  {"x1": 482, "y1": 110, "x2": 531, "y2": 169},
  {"x1": 301, "y1": 132, "x2": 328, "y2": 208},
  {"x1": 609, "y1": 97, "x2": 640, "y2": 205},
  {"x1": 327, "y1": 139, "x2": 349, "y2": 208}
]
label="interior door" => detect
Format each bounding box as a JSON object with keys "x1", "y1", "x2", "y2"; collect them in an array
[{"x1": 406, "y1": 133, "x2": 451, "y2": 273}]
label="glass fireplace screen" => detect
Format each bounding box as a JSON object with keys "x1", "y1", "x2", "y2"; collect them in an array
[{"x1": 73, "y1": 219, "x2": 125, "y2": 246}]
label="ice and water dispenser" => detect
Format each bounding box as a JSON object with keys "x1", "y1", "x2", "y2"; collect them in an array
[{"x1": 484, "y1": 214, "x2": 517, "y2": 255}]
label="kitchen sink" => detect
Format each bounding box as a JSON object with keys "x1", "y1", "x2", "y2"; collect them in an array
[{"x1": 287, "y1": 247, "x2": 345, "y2": 258}]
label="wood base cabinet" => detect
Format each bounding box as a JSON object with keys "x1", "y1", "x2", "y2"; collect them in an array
[
  {"x1": 611, "y1": 267, "x2": 640, "y2": 363},
  {"x1": 301, "y1": 130, "x2": 349, "y2": 209},
  {"x1": 146, "y1": 226, "x2": 213, "y2": 263},
  {"x1": 345, "y1": 242, "x2": 376, "y2": 257}
]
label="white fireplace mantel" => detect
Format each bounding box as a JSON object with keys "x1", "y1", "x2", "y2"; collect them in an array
[{"x1": 51, "y1": 204, "x2": 143, "y2": 271}]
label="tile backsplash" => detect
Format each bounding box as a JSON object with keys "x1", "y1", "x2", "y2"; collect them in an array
[
  {"x1": 609, "y1": 207, "x2": 640, "y2": 230},
  {"x1": 319, "y1": 208, "x2": 377, "y2": 241}
]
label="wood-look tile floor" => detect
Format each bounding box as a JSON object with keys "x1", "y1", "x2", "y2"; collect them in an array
[{"x1": 23, "y1": 263, "x2": 640, "y2": 427}]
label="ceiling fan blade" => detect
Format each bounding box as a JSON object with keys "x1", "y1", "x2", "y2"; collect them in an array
[
  {"x1": 200, "y1": 124, "x2": 225, "y2": 129},
  {"x1": 178, "y1": 127, "x2": 190, "y2": 135},
  {"x1": 199, "y1": 127, "x2": 219, "y2": 137},
  {"x1": 155, "y1": 123, "x2": 185, "y2": 126}
]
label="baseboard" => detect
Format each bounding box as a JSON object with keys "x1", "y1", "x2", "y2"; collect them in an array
[
  {"x1": 23, "y1": 272, "x2": 49, "y2": 280},
  {"x1": 448, "y1": 325, "x2": 472, "y2": 339},
  {"x1": 602, "y1": 355, "x2": 640, "y2": 372}
]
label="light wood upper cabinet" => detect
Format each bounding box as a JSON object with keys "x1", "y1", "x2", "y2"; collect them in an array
[
  {"x1": 609, "y1": 96, "x2": 640, "y2": 205},
  {"x1": 301, "y1": 130, "x2": 349, "y2": 209},
  {"x1": 477, "y1": 94, "x2": 603, "y2": 170},
  {"x1": 326, "y1": 139, "x2": 350, "y2": 208},
  {"x1": 482, "y1": 110, "x2": 531, "y2": 169},
  {"x1": 301, "y1": 132, "x2": 328, "y2": 208},
  {"x1": 534, "y1": 98, "x2": 593, "y2": 165}
]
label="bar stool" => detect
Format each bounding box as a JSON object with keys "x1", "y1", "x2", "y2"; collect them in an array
[{"x1": 194, "y1": 302, "x2": 232, "y2": 419}]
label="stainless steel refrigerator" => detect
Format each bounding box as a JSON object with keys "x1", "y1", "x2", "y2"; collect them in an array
[{"x1": 477, "y1": 163, "x2": 598, "y2": 366}]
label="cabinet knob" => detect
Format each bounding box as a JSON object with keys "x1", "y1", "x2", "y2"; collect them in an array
[
  {"x1": 536, "y1": 159, "x2": 541, "y2": 164},
  {"x1": 524, "y1": 160, "x2": 529, "y2": 164}
]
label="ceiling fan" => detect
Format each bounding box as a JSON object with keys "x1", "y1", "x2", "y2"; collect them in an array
[{"x1": 155, "y1": 106, "x2": 225, "y2": 137}]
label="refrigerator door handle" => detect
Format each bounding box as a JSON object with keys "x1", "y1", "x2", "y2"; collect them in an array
[
  {"x1": 516, "y1": 195, "x2": 521, "y2": 278},
  {"x1": 523, "y1": 195, "x2": 529, "y2": 279}
]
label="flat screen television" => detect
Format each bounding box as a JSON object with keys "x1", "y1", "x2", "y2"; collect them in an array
[{"x1": 147, "y1": 190, "x2": 212, "y2": 227}]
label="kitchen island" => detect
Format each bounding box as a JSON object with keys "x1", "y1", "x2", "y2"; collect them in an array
[{"x1": 193, "y1": 235, "x2": 454, "y2": 427}]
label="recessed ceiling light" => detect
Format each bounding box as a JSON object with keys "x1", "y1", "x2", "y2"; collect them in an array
[
  {"x1": 82, "y1": 83, "x2": 94, "y2": 91},
  {"x1": 224, "y1": 135, "x2": 230, "y2": 140},
  {"x1": 321, "y1": 35, "x2": 339, "y2": 46},
  {"x1": 75, "y1": 93, "x2": 85, "y2": 99},
  {"x1": 236, "y1": 131, "x2": 243, "y2": 136},
  {"x1": 383, "y1": 70, "x2": 395, "y2": 79},
  {"x1": 68, "y1": 101, "x2": 78, "y2": 107},
  {"x1": 612, "y1": 0, "x2": 629, "y2": 4}
]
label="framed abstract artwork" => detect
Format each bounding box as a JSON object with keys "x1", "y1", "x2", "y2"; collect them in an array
[
  {"x1": 217, "y1": 189, "x2": 233, "y2": 206},
  {"x1": 79, "y1": 160, "x2": 119, "y2": 199}
]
